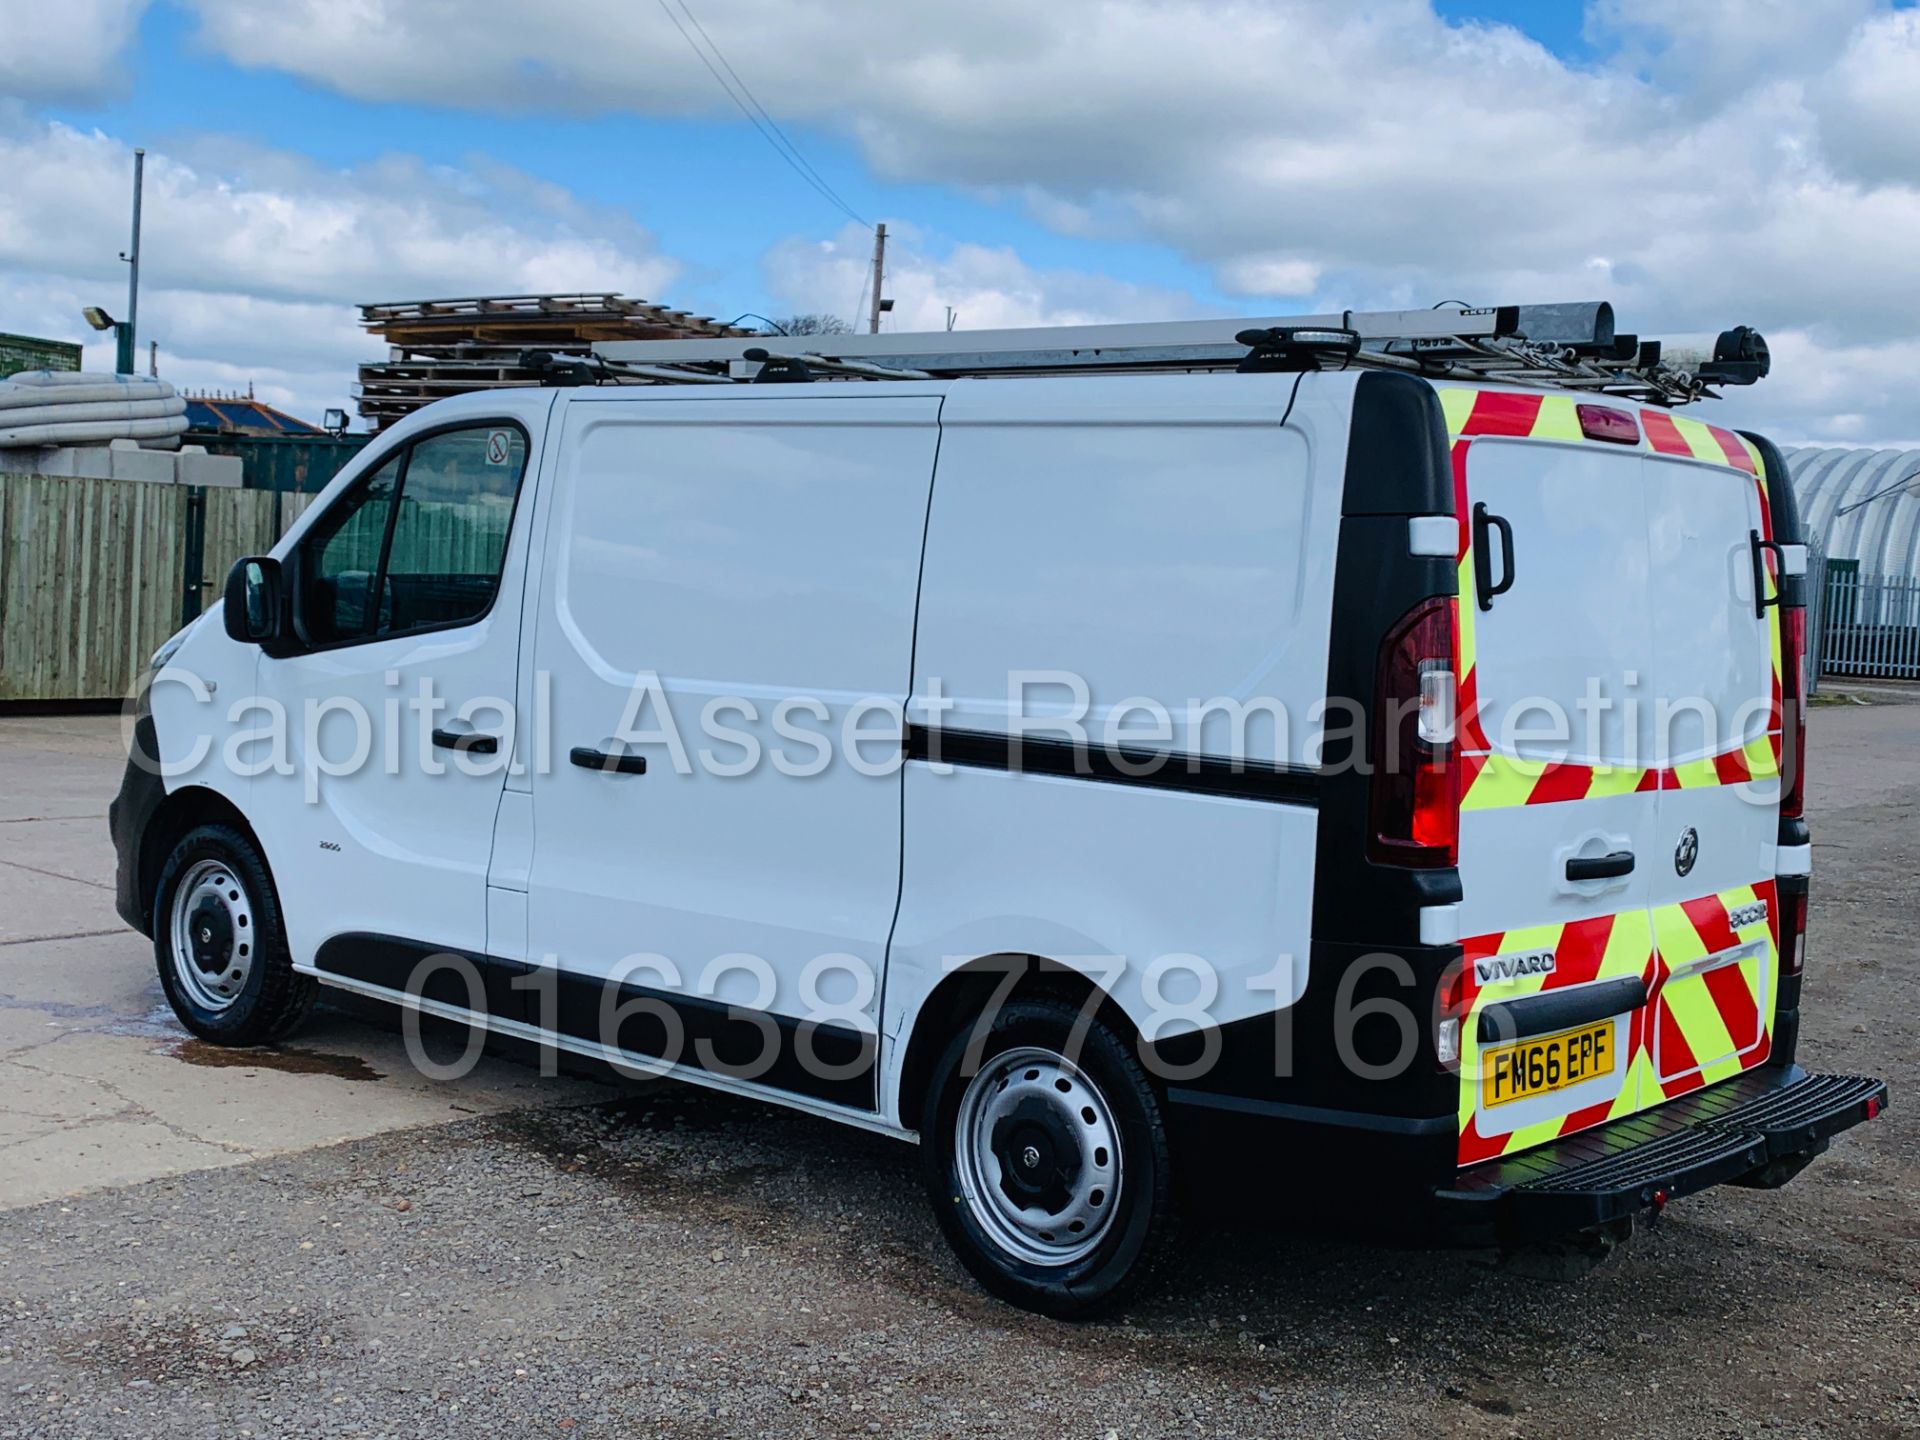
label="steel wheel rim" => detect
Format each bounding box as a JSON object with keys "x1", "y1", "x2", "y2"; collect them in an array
[
  {"x1": 954, "y1": 1045, "x2": 1123, "y2": 1267},
  {"x1": 168, "y1": 858, "x2": 256, "y2": 1013}
]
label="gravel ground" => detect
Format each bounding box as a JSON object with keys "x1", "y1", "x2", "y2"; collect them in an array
[{"x1": 0, "y1": 709, "x2": 1914, "y2": 1438}]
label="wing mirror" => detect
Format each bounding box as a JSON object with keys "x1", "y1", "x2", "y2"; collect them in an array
[{"x1": 223, "y1": 556, "x2": 284, "y2": 645}]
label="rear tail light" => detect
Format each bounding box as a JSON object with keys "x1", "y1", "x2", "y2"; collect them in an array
[
  {"x1": 1369, "y1": 597, "x2": 1459, "y2": 868},
  {"x1": 1576, "y1": 403, "x2": 1641, "y2": 445},
  {"x1": 1782, "y1": 884, "x2": 1809, "y2": 977},
  {"x1": 1781, "y1": 605, "x2": 1808, "y2": 818}
]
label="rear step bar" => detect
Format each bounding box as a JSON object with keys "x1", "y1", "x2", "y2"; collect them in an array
[{"x1": 1435, "y1": 1068, "x2": 1887, "y2": 1245}]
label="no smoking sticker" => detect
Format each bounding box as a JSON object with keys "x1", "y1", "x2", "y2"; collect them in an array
[{"x1": 485, "y1": 429, "x2": 513, "y2": 465}]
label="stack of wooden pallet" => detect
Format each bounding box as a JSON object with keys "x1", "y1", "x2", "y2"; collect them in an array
[{"x1": 355, "y1": 294, "x2": 753, "y2": 430}]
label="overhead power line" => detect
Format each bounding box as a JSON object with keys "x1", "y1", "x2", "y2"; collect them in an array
[{"x1": 655, "y1": 0, "x2": 871, "y2": 230}]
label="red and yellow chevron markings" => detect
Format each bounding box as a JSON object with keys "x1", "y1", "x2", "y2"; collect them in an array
[
  {"x1": 1648, "y1": 880, "x2": 1778, "y2": 1100},
  {"x1": 1460, "y1": 738, "x2": 1781, "y2": 813},
  {"x1": 1437, "y1": 384, "x2": 1787, "y2": 1167},
  {"x1": 1456, "y1": 906, "x2": 1654, "y2": 1166},
  {"x1": 1439, "y1": 384, "x2": 1784, "y2": 811},
  {"x1": 1456, "y1": 882, "x2": 1778, "y2": 1166}
]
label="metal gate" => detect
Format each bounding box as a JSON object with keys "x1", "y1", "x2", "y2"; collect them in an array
[{"x1": 1807, "y1": 539, "x2": 1920, "y2": 684}]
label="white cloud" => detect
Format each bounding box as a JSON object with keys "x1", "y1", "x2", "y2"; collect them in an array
[
  {"x1": 1218, "y1": 256, "x2": 1322, "y2": 299},
  {"x1": 8, "y1": 0, "x2": 1920, "y2": 441},
  {"x1": 0, "y1": 119, "x2": 682, "y2": 307},
  {"x1": 0, "y1": 116, "x2": 691, "y2": 423},
  {"x1": 163, "y1": 3, "x2": 1920, "y2": 334},
  {"x1": 762, "y1": 223, "x2": 1209, "y2": 333},
  {"x1": 1707, "y1": 329, "x2": 1920, "y2": 450},
  {"x1": 0, "y1": 0, "x2": 149, "y2": 103},
  {"x1": 1808, "y1": 9, "x2": 1920, "y2": 185},
  {"x1": 1585, "y1": 0, "x2": 1877, "y2": 108}
]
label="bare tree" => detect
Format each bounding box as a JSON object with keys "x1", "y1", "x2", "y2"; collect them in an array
[{"x1": 775, "y1": 313, "x2": 854, "y2": 336}]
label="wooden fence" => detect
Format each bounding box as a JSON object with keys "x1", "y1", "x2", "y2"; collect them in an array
[{"x1": 0, "y1": 474, "x2": 315, "y2": 703}]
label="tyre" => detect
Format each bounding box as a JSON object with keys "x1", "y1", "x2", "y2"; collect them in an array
[
  {"x1": 152, "y1": 823, "x2": 315, "y2": 1045},
  {"x1": 920, "y1": 994, "x2": 1175, "y2": 1318}
]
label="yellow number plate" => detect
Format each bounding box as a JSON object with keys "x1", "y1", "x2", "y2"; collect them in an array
[{"x1": 1481, "y1": 1020, "x2": 1616, "y2": 1109}]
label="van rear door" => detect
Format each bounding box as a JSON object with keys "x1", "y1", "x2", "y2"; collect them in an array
[
  {"x1": 1641, "y1": 439, "x2": 1782, "y2": 1101},
  {"x1": 1449, "y1": 418, "x2": 1662, "y2": 1166}
]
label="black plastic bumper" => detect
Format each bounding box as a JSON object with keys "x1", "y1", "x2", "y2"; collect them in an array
[
  {"x1": 108, "y1": 713, "x2": 165, "y2": 937},
  {"x1": 1436, "y1": 1067, "x2": 1887, "y2": 1246}
]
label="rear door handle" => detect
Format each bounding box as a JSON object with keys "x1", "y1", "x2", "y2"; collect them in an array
[
  {"x1": 570, "y1": 746, "x2": 647, "y2": 776},
  {"x1": 431, "y1": 727, "x2": 498, "y2": 755},
  {"x1": 1750, "y1": 529, "x2": 1787, "y2": 618},
  {"x1": 1566, "y1": 850, "x2": 1635, "y2": 881},
  {"x1": 1472, "y1": 502, "x2": 1516, "y2": 611}
]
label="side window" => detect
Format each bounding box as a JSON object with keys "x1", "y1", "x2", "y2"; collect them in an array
[
  {"x1": 303, "y1": 455, "x2": 400, "y2": 644},
  {"x1": 296, "y1": 425, "x2": 527, "y2": 646},
  {"x1": 383, "y1": 428, "x2": 525, "y2": 633}
]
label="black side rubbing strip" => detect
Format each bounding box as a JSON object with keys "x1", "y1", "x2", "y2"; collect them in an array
[
  {"x1": 903, "y1": 724, "x2": 1320, "y2": 807},
  {"x1": 313, "y1": 934, "x2": 876, "y2": 1111},
  {"x1": 1478, "y1": 975, "x2": 1648, "y2": 1045}
]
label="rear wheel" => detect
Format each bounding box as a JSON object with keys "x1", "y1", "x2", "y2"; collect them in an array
[
  {"x1": 921, "y1": 995, "x2": 1174, "y2": 1318},
  {"x1": 153, "y1": 824, "x2": 314, "y2": 1045}
]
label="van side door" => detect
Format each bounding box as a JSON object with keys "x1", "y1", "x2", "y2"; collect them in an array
[{"x1": 519, "y1": 392, "x2": 942, "y2": 1110}]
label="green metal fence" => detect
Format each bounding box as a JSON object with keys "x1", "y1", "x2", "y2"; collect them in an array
[
  {"x1": 190, "y1": 432, "x2": 373, "y2": 492},
  {"x1": 0, "y1": 332, "x2": 84, "y2": 379}
]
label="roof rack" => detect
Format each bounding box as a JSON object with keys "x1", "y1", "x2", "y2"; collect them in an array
[{"x1": 582, "y1": 303, "x2": 1768, "y2": 406}]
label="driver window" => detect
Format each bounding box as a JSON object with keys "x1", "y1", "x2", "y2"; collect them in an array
[
  {"x1": 383, "y1": 428, "x2": 525, "y2": 633},
  {"x1": 296, "y1": 424, "x2": 527, "y2": 647},
  {"x1": 303, "y1": 454, "x2": 400, "y2": 644}
]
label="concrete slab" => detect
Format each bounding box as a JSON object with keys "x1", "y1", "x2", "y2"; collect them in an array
[
  {"x1": 0, "y1": 714, "x2": 615, "y2": 1211},
  {"x1": 0, "y1": 812, "x2": 120, "y2": 887},
  {"x1": 0, "y1": 1116, "x2": 242, "y2": 1203},
  {"x1": 0, "y1": 859, "x2": 123, "y2": 943},
  {"x1": 108, "y1": 444, "x2": 178, "y2": 484},
  {"x1": 175, "y1": 449, "x2": 242, "y2": 488}
]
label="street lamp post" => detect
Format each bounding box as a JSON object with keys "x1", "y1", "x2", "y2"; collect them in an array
[
  {"x1": 117, "y1": 148, "x2": 145, "y2": 377},
  {"x1": 81, "y1": 307, "x2": 132, "y2": 372}
]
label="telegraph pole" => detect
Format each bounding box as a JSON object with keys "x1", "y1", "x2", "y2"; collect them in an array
[
  {"x1": 118, "y1": 148, "x2": 145, "y2": 374},
  {"x1": 867, "y1": 223, "x2": 887, "y2": 335}
]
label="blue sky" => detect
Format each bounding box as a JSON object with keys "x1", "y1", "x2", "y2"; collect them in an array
[
  {"x1": 38, "y1": 0, "x2": 1251, "y2": 324},
  {"x1": 36, "y1": 0, "x2": 1623, "y2": 324},
  {"x1": 4, "y1": 0, "x2": 1918, "y2": 441}
]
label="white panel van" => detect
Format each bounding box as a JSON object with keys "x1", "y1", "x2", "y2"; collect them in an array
[{"x1": 111, "y1": 313, "x2": 1886, "y2": 1316}]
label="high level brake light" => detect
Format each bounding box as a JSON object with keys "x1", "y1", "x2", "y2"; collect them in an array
[
  {"x1": 1368, "y1": 597, "x2": 1459, "y2": 868},
  {"x1": 1576, "y1": 403, "x2": 1640, "y2": 445}
]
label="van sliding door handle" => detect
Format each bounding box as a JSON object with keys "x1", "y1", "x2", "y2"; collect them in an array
[
  {"x1": 1472, "y1": 502, "x2": 1516, "y2": 611},
  {"x1": 571, "y1": 746, "x2": 647, "y2": 776},
  {"x1": 1566, "y1": 850, "x2": 1635, "y2": 881},
  {"x1": 431, "y1": 728, "x2": 498, "y2": 755}
]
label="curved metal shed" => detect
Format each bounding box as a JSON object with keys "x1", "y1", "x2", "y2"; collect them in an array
[{"x1": 1782, "y1": 446, "x2": 1920, "y2": 581}]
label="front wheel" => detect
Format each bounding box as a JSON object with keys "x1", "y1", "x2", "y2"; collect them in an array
[
  {"x1": 920, "y1": 995, "x2": 1174, "y2": 1318},
  {"x1": 153, "y1": 823, "x2": 315, "y2": 1045}
]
